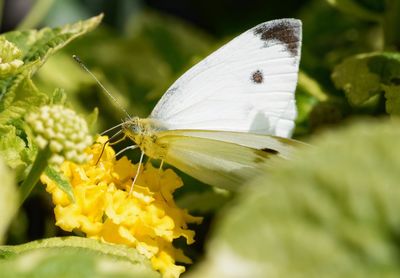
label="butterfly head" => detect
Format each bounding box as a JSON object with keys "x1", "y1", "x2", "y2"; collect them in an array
[
  {"x1": 121, "y1": 117, "x2": 168, "y2": 159},
  {"x1": 121, "y1": 117, "x2": 143, "y2": 144},
  {"x1": 122, "y1": 117, "x2": 164, "y2": 143}
]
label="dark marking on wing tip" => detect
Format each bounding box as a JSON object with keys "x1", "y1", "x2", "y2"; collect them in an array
[
  {"x1": 261, "y1": 148, "x2": 279, "y2": 155},
  {"x1": 165, "y1": 86, "x2": 178, "y2": 96},
  {"x1": 254, "y1": 20, "x2": 300, "y2": 56},
  {"x1": 251, "y1": 70, "x2": 263, "y2": 84}
]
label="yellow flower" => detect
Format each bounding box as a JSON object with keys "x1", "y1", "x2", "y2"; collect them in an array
[{"x1": 41, "y1": 136, "x2": 202, "y2": 278}]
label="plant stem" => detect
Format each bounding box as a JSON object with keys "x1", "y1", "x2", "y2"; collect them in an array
[
  {"x1": 19, "y1": 145, "x2": 52, "y2": 205},
  {"x1": 383, "y1": 0, "x2": 400, "y2": 51}
]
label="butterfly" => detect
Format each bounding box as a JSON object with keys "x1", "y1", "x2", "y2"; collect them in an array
[{"x1": 81, "y1": 19, "x2": 303, "y2": 191}]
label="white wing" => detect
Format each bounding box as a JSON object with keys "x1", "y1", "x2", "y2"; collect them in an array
[
  {"x1": 157, "y1": 134, "x2": 273, "y2": 190},
  {"x1": 150, "y1": 19, "x2": 302, "y2": 138},
  {"x1": 158, "y1": 129, "x2": 305, "y2": 159}
]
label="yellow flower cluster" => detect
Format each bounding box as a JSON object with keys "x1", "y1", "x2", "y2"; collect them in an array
[{"x1": 41, "y1": 136, "x2": 202, "y2": 278}]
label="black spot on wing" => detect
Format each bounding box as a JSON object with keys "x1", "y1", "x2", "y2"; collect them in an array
[
  {"x1": 253, "y1": 19, "x2": 301, "y2": 56},
  {"x1": 261, "y1": 148, "x2": 279, "y2": 155},
  {"x1": 253, "y1": 148, "x2": 279, "y2": 164},
  {"x1": 251, "y1": 70, "x2": 263, "y2": 84}
]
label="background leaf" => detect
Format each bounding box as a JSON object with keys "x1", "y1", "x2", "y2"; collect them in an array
[
  {"x1": 44, "y1": 167, "x2": 74, "y2": 202},
  {"x1": 332, "y1": 52, "x2": 400, "y2": 114},
  {"x1": 189, "y1": 119, "x2": 400, "y2": 277},
  {"x1": 0, "y1": 237, "x2": 159, "y2": 278}
]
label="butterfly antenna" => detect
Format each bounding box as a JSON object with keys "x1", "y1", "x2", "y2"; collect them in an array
[{"x1": 72, "y1": 55, "x2": 132, "y2": 120}]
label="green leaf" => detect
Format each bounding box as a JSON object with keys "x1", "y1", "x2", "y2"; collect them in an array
[
  {"x1": 0, "y1": 79, "x2": 44, "y2": 181},
  {"x1": 0, "y1": 79, "x2": 47, "y2": 125},
  {"x1": 0, "y1": 158, "x2": 18, "y2": 244},
  {"x1": 0, "y1": 124, "x2": 35, "y2": 181},
  {"x1": 44, "y1": 167, "x2": 75, "y2": 202},
  {"x1": 326, "y1": 0, "x2": 384, "y2": 21},
  {"x1": 0, "y1": 237, "x2": 159, "y2": 278},
  {"x1": 190, "y1": 119, "x2": 400, "y2": 278},
  {"x1": 332, "y1": 52, "x2": 400, "y2": 114},
  {"x1": 0, "y1": 14, "x2": 103, "y2": 111}
]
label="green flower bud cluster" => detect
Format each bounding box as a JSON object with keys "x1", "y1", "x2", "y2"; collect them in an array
[
  {"x1": 0, "y1": 37, "x2": 24, "y2": 76},
  {"x1": 26, "y1": 105, "x2": 93, "y2": 165}
]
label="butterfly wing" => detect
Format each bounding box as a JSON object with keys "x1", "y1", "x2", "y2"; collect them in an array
[
  {"x1": 156, "y1": 130, "x2": 304, "y2": 190},
  {"x1": 150, "y1": 19, "x2": 302, "y2": 138},
  {"x1": 159, "y1": 129, "x2": 304, "y2": 158}
]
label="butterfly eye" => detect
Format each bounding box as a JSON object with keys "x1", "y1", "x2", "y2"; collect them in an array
[{"x1": 131, "y1": 125, "x2": 140, "y2": 133}]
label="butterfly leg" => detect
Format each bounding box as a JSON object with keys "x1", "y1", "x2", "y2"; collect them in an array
[
  {"x1": 157, "y1": 159, "x2": 170, "y2": 203},
  {"x1": 129, "y1": 150, "x2": 145, "y2": 195}
]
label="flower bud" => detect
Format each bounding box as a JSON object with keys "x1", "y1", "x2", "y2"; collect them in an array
[{"x1": 26, "y1": 105, "x2": 93, "y2": 165}]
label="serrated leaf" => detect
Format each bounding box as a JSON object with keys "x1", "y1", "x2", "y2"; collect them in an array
[
  {"x1": 190, "y1": 119, "x2": 400, "y2": 278},
  {"x1": 0, "y1": 158, "x2": 18, "y2": 244},
  {"x1": 0, "y1": 78, "x2": 47, "y2": 125},
  {"x1": 44, "y1": 167, "x2": 75, "y2": 202},
  {"x1": 332, "y1": 52, "x2": 400, "y2": 114},
  {"x1": 0, "y1": 14, "x2": 103, "y2": 110},
  {"x1": 0, "y1": 237, "x2": 159, "y2": 278}
]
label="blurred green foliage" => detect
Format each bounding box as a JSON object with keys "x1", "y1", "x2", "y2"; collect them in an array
[{"x1": 190, "y1": 119, "x2": 400, "y2": 277}]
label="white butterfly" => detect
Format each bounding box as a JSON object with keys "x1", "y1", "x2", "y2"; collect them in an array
[{"x1": 110, "y1": 19, "x2": 302, "y2": 191}]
